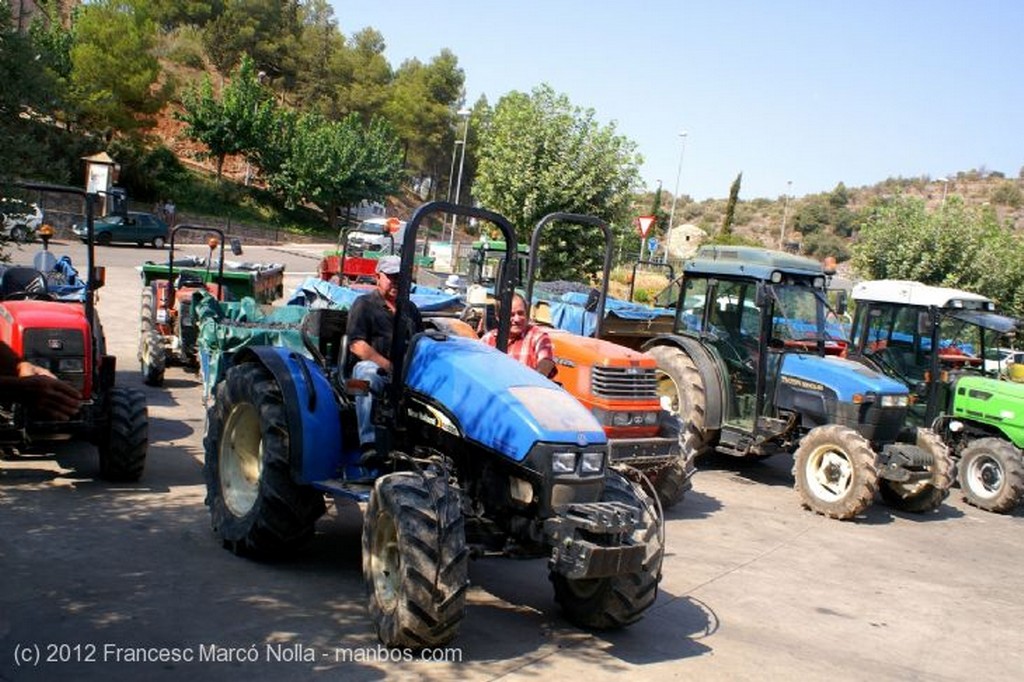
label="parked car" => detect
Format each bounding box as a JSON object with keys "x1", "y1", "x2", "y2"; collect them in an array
[
  {"x1": 982, "y1": 347, "x2": 1024, "y2": 375},
  {"x1": 0, "y1": 197, "x2": 44, "y2": 242},
  {"x1": 72, "y1": 211, "x2": 169, "y2": 248}
]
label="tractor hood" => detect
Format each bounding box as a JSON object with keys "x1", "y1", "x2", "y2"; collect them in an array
[
  {"x1": 404, "y1": 334, "x2": 607, "y2": 462},
  {"x1": 780, "y1": 353, "x2": 909, "y2": 402},
  {"x1": 952, "y1": 375, "x2": 1024, "y2": 446}
]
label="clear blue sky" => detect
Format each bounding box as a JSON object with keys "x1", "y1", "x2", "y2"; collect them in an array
[{"x1": 329, "y1": 1, "x2": 1023, "y2": 201}]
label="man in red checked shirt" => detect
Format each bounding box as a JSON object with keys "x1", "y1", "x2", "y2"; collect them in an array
[{"x1": 481, "y1": 292, "x2": 557, "y2": 379}]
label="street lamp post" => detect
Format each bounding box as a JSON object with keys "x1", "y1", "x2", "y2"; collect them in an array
[
  {"x1": 779, "y1": 180, "x2": 793, "y2": 249},
  {"x1": 936, "y1": 176, "x2": 949, "y2": 207},
  {"x1": 449, "y1": 108, "x2": 472, "y2": 243},
  {"x1": 245, "y1": 71, "x2": 268, "y2": 187},
  {"x1": 666, "y1": 131, "x2": 688, "y2": 240}
]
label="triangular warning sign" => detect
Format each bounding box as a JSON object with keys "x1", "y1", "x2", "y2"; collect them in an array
[{"x1": 636, "y1": 215, "x2": 656, "y2": 238}]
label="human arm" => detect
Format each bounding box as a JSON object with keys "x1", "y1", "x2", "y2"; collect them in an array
[
  {"x1": 531, "y1": 328, "x2": 558, "y2": 379},
  {"x1": 0, "y1": 343, "x2": 83, "y2": 420},
  {"x1": 349, "y1": 339, "x2": 392, "y2": 374}
]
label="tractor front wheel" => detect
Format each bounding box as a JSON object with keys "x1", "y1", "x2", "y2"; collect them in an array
[
  {"x1": 879, "y1": 428, "x2": 952, "y2": 513},
  {"x1": 957, "y1": 438, "x2": 1024, "y2": 513},
  {"x1": 204, "y1": 361, "x2": 325, "y2": 557},
  {"x1": 551, "y1": 470, "x2": 663, "y2": 629},
  {"x1": 97, "y1": 387, "x2": 148, "y2": 482},
  {"x1": 793, "y1": 425, "x2": 878, "y2": 520},
  {"x1": 362, "y1": 470, "x2": 468, "y2": 648}
]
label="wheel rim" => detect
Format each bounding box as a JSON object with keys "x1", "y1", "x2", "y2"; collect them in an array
[
  {"x1": 804, "y1": 445, "x2": 854, "y2": 502},
  {"x1": 219, "y1": 402, "x2": 263, "y2": 516},
  {"x1": 965, "y1": 454, "x2": 1003, "y2": 500},
  {"x1": 655, "y1": 371, "x2": 681, "y2": 413},
  {"x1": 154, "y1": 237, "x2": 165, "y2": 248},
  {"x1": 370, "y1": 509, "x2": 401, "y2": 612},
  {"x1": 11, "y1": 226, "x2": 25, "y2": 242}
]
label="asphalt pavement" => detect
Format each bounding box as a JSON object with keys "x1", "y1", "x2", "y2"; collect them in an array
[{"x1": 1, "y1": 240, "x2": 1022, "y2": 681}]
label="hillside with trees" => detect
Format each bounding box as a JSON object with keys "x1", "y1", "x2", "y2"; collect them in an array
[{"x1": 3, "y1": 0, "x2": 1024, "y2": 314}]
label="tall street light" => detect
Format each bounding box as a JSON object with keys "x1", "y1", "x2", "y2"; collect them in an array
[
  {"x1": 450, "y1": 108, "x2": 472, "y2": 243},
  {"x1": 779, "y1": 180, "x2": 793, "y2": 249},
  {"x1": 666, "y1": 131, "x2": 688, "y2": 239},
  {"x1": 936, "y1": 176, "x2": 949, "y2": 208}
]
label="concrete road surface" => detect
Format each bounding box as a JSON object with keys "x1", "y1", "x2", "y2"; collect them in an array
[{"x1": 1, "y1": 240, "x2": 1022, "y2": 681}]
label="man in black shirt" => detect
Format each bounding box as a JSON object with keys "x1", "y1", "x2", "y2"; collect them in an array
[{"x1": 346, "y1": 255, "x2": 423, "y2": 465}]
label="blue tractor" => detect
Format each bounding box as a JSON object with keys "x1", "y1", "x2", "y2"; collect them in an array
[
  {"x1": 645, "y1": 246, "x2": 952, "y2": 520},
  {"x1": 202, "y1": 203, "x2": 664, "y2": 647}
]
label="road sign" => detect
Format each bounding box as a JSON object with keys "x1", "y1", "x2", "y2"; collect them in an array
[
  {"x1": 636, "y1": 215, "x2": 656, "y2": 238},
  {"x1": 648, "y1": 237, "x2": 659, "y2": 254}
]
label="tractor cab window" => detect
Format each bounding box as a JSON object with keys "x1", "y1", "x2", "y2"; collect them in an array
[
  {"x1": 768, "y1": 283, "x2": 846, "y2": 351},
  {"x1": 861, "y1": 304, "x2": 929, "y2": 382},
  {"x1": 676, "y1": 277, "x2": 709, "y2": 333}
]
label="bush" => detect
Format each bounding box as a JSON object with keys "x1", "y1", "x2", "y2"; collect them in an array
[{"x1": 991, "y1": 182, "x2": 1023, "y2": 209}]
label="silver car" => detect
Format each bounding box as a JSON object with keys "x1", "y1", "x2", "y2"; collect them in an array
[{"x1": 0, "y1": 198, "x2": 43, "y2": 243}]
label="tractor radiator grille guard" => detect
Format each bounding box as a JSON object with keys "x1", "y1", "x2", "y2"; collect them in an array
[
  {"x1": 835, "y1": 401, "x2": 905, "y2": 445},
  {"x1": 591, "y1": 366, "x2": 657, "y2": 400},
  {"x1": 22, "y1": 328, "x2": 88, "y2": 393}
]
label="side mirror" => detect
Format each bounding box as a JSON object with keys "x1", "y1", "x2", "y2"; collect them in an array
[
  {"x1": 230, "y1": 238, "x2": 243, "y2": 256},
  {"x1": 835, "y1": 291, "x2": 848, "y2": 316}
]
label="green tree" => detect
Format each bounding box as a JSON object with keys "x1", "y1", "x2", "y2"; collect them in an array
[
  {"x1": 332, "y1": 27, "x2": 392, "y2": 121},
  {"x1": 384, "y1": 50, "x2": 465, "y2": 176},
  {"x1": 721, "y1": 172, "x2": 742, "y2": 236},
  {"x1": 474, "y1": 84, "x2": 642, "y2": 281},
  {"x1": 177, "y1": 55, "x2": 276, "y2": 178},
  {"x1": 273, "y1": 113, "x2": 403, "y2": 229},
  {"x1": 852, "y1": 194, "x2": 1024, "y2": 317},
  {"x1": 68, "y1": 0, "x2": 164, "y2": 137},
  {"x1": 202, "y1": 0, "x2": 302, "y2": 83}
]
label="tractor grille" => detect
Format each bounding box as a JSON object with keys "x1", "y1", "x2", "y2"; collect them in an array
[
  {"x1": 591, "y1": 366, "x2": 657, "y2": 400},
  {"x1": 22, "y1": 328, "x2": 88, "y2": 392}
]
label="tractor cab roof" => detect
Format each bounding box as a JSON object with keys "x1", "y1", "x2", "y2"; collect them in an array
[
  {"x1": 852, "y1": 280, "x2": 994, "y2": 310},
  {"x1": 684, "y1": 245, "x2": 824, "y2": 281},
  {"x1": 852, "y1": 279, "x2": 1017, "y2": 334}
]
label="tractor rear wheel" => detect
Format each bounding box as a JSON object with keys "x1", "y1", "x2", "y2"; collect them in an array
[
  {"x1": 957, "y1": 438, "x2": 1024, "y2": 513},
  {"x1": 793, "y1": 425, "x2": 878, "y2": 520},
  {"x1": 647, "y1": 345, "x2": 718, "y2": 462},
  {"x1": 879, "y1": 428, "x2": 952, "y2": 513},
  {"x1": 551, "y1": 470, "x2": 663, "y2": 629},
  {"x1": 204, "y1": 361, "x2": 325, "y2": 557},
  {"x1": 362, "y1": 470, "x2": 468, "y2": 648},
  {"x1": 97, "y1": 387, "x2": 148, "y2": 482},
  {"x1": 139, "y1": 287, "x2": 166, "y2": 386}
]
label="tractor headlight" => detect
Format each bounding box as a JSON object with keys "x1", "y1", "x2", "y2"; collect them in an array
[
  {"x1": 57, "y1": 358, "x2": 85, "y2": 373},
  {"x1": 611, "y1": 412, "x2": 631, "y2": 426},
  {"x1": 580, "y1": 451, "x2": 605, "y2": 475},
  {"x1": 644, "y1": 411, "x2": 660, "y2": 425},
  {"x1": 880, "y1": 394, "x2": 909, "y2": 408},
  {"x1": 552, "y1": 452, "x2": 578, "y2": 474}
]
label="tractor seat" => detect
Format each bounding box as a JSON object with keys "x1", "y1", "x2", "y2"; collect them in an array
[{"x1": 0, "y1": 266, "x2": 48, "y2": 300}]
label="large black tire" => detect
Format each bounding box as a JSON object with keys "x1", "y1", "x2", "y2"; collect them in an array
[
  {"x1": 793, "y1": 425, "x2": 878, "y2": 520},
  {"x1": 139, "y1": 287, "x2": 166, "y2": 386},
  {"x1": 204, "y1": 362, "x2": 326, "y2": 557},
  {"x1": 957, "y1": 437, "x2": 1024, "y2": 513},
  {"x1": 646, "y1": 345, "x2": 719, "y2": 461},
  {"x1": 362, "y1": 470, "x2": 468, "y2": 648},
  {"x1": 879, "y1": 428, "x2": 952, "y2": 513},
  {"x1": 551, "y1": 470, "x2": 663, "y2": 629},
  {"x1": 650, "y1": 459, "x2": 694, "y2": 510},
  {"x1": 97, "y1": 387, "x2": 148, "y2": 482}
]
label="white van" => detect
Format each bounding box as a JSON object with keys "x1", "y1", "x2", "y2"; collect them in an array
[{"x1": 349, "y1": 217, "x2": 407, "y2": 253}]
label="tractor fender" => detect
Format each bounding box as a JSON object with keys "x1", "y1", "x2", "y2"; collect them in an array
[
  {"x1": 643, "y1": 333, "x2": 727, "y2": 430},
  {"x1": 235, "y1": 346, "x2": 343, "y2": 483}
]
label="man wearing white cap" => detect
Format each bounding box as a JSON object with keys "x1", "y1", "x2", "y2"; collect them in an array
[{"x1": 345, "y1": 255, "x2": 423, "y2": 466}]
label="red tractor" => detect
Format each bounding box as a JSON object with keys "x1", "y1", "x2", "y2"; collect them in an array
[
  {"x1": 0, "y1": 183, "x2": 148, "y2": 481},
  {"x1": 138, "y1": 225, "x2": 282, "y2": 386}
]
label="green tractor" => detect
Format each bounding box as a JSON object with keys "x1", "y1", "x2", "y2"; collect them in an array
[
  {"x1": 847, "y1": 279, "x2": 1024, "y2": 513},
  {"x1": 645, "y1": 246, "x2": 952, "y2": 520}
]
